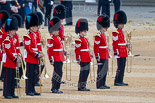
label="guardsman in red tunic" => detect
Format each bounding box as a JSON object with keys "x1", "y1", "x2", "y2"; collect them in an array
[
  {"x1": 11, "y1": 14, "x2": 24, "y2": 88},
  {"x1": 94, "y1": 14, "x2": 110, "y2": 89},
  {"x1": 47, "y1": 17, "x2": 65, "y2": 93},
  {"x1": 3, "y1": 17, "x2": 20, "y2": 99},
  {"x1": 75, "y1": 19, "x2": 92, "y2": 91},
  {"x1": 112, "y1": 10, "x2": 128, "y2": 86},
  {"x1": 0, "y1": 10, "x2": 9, "y2": 82},
  {"x1": 34, "y1": 12, "x2": 44, "y2": 86},
  {"x1": 24, "y1": 13, "x2": 44, "y2": 96},
  {"x1": 53, "y1": 4, "x2": 65, "y2": 41}
]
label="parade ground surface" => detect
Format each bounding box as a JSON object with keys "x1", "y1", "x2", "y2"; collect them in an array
[{"x1": 0, "y1": 5, "x2": 155, "y2": 103}]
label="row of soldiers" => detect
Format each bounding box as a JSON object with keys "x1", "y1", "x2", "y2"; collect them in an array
[{"x1": 0, "y1": 4, "x2": 130, "y2": 99}]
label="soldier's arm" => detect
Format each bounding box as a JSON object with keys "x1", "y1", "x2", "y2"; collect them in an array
[
  {"x1": 24, "y1": 35, "x2": 39, "y2": 57},
  {"x1": 47, "y1": 38, "x2": 54, "y2": 63},
  {"x1": 94, "y1": 35, "x2": 101, "y2": 59},
  {"x1": 75, "y1": 39, "x2": 81, "y2": 62},
  {"x1": 112, "y1": 31, "x2": 119, "y2": 55},
  {"x1": 3, "y1": 40, "x2": 17, "y2": 62}
]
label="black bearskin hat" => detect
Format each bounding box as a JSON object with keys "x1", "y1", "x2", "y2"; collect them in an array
[
  {"x1": 0, "y1": 10, "x2": 9, "y2": 25},
  {"x1": 5, "y1": 17, "x2": 18, "y2": 32},
  {"x1": 75, "y1": 18, "x2": 88, "y2": 34},
  {"x1": 113, "y1": 10, "x2": 127, "y2": 28},
  {"x1": 97, "y1": 14, "x2": 110, "y2": 30},
  {"x1": 36, "y1": 12, "x2": 43, "y2": 25},
  {"x1": 48, "y1": 17, "x2": 61, "y2": 33},
  {"x1": 25, "y1": 13, "x2": 39, "y2": 29},
  {"x1": 11, "y1": 14, "x2": 22, "y2": 28},
  {"x1": 53, "y1": 4, "x2": 65, "y2": 19}
]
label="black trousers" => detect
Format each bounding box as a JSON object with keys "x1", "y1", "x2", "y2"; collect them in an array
[
  {"x1": 78, "y1": 62, "x2": 90, "y2": 89},
  {"x1": 98, "y1": 3, "x2": 110, "y2": 17},
  {"x1": 113, "y1": 0, "x2": 121, "y2": 12},
  {"x1": 65, "y1": 7, "x2": 72, "y2": 25},
  {"x1": 96, "y1": 59, "x2": 108, "y2": 88},
  {"x1": 3, "y1": 67, "x2": 16, "y2": 97},
  {"x1": 18, "y1": 7, "x2": 25, "y2": 26},
  {"x1": 51, "y1": 62, "x2": 63, "y2": 90},
  {"x1": 97, "y1": 1, "x2": 102, "y2": 15},
  {"x1": 45, "y1": 4, "x2": 53, "y2": 25},
  {"x1": 115, "y1": 57, "x2": 126, "y2": 83},
  {"x1": 102, "y1": 4, "x2": 110, "y2": 17},
  {"x1": 25, "y1": 63, "x2": 39, "y2": 94}
]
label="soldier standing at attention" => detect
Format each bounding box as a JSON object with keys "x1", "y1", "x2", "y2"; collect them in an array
[
  {"x1": 112, "y1": 10, "x2": 129, "y2": 86},
  {"x1": 75, "y1": 18, "x2": 93, "y2": 91},
  {"x1": 3, "y1": 16, "x2": 20, "y2": 99},
  {"x1": 24, "y1": 13, "x2": 44, "y2": 96},
  {"x1": 47, "y1": 17, "x2": 65, "y2": 93},
  {"x1": 94, "y1": 14, "x2": 110, "y2": 89}
]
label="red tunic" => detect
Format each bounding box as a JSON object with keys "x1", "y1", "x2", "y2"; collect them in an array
[
  {"x1": 35, "y1": 30, "x2": 42, "y2": 52},
  {"x1": 2, "y1": 35, "x2": 17, "y2": 69},
  {"x1": 13, "y1": 33, "x2": 22, "y2": 57},
  {"x1": 0, "y1": 28, "x2": 8, "y2": 61},
  {"x1": 47, "y1": 35, "x2": 65, "y2": 62},
  {"x1": 75, "y1": 36, "x2": 91, "y2": 62},
  {"x1": 112, "y1": 29, "x2": 128, "y2": 57},
  {"x1": 24, "y1": 32, "x2": 39, "y2": 64},
  {"x1": 94, "y1": 32, "x2": 109, "y2": 59}
]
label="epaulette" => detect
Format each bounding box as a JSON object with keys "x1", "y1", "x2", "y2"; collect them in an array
[
  {"x1": 112, "y1": 30, "x2": 119, "y2": 34},
  {"x1": 4, "y1": 36, "x2": 10, "y2": 42},
  {"x1": 23, "y1": 33, "x2": 31, "y2": 39},
  {"x1": 75, "y1": 38, "x2": 81, "y2": 42},
  {"x1": 47, "y1": 37, "x2": 54, "y2": 40}
]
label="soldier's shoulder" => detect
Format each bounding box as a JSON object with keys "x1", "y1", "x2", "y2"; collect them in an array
[
  {"x1": 24, "y1": 33, "x2": 31, "y2": 39},
  {"x1": 47, "y1": 36, "x2": 54, "y2": 40},
  {"x1": 112, "y1": 29, "x2": 119, "y2": 34},
  {"x1": 75, "y1": 37, "x2": 82, "y2": 42},
  {"x1": 4, "y1": 36, "x2": 10, "y2": 43}
]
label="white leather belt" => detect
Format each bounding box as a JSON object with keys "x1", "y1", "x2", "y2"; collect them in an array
[
  {"x1": 53, "y1": 49, "x2": 63, "y2": 51},
  {"x1": 37, "y1": 43, "x2": 41, "y2": 45},
  {"x1": 80, "y1": 49, "x2": 89, "y2": 51},
  {"x1": 32, "y1": 48, "x2": 38, "y2": 51},
  {"x1": 99, "y1": 46, "x2": 108, "y2": 48},
  {"x1": 118, "y1": 43, "x2": 126, "y2": 46}
]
